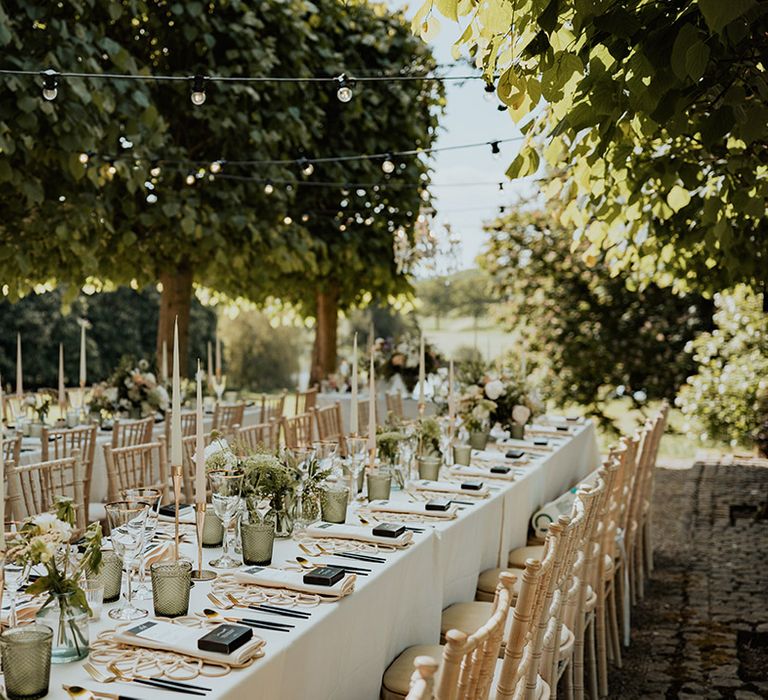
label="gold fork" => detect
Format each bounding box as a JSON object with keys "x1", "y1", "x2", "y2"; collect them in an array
[{"x1": 207, "y1": 592, "x2": 235, "y2": 609}]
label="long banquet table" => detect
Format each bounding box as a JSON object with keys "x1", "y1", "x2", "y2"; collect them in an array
[{"x1": 46, "y1": 420, "x2": 600, "y2": 700}]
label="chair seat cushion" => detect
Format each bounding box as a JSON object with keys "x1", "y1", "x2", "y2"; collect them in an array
[
  {"x1": 88, "y1": 501, "x2": 106, "y2": 524},
  {"x1": 381, "y1": 644, "x2": 443, "y2": 699},
  {"x1": 507, "y1": 544, "x2": 545, "y2": 568},
  {"x1": 477, "y1": 568, "x2": 522, "y2": 598}
]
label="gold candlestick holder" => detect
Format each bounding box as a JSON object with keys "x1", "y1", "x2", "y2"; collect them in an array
[
  {"x1": 191, "y1": 503, "x2": 216, "y2": 581},
  {"x1": 417, "y1": 402, "x2": 425, "y2": 418},
  {"x1": 172, "y1": 463, "x2": 183, "y2": 561}
]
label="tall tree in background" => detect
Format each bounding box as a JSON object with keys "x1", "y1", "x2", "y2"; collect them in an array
[
  {"x1": 480, "y1": 206, "x2": 714, "y2": 425},
  {"x1": 416, "y1": 0, "x2": 768, "y2": 296}
]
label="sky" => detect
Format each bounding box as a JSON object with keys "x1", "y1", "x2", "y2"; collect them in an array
[{"x1": 383, "y1": 0, "x2": 534, "y2": 275}]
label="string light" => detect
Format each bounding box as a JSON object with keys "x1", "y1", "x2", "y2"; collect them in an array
[
  {"x1": 336, "y1": 74, "x2": 354, "y2": 102},
  {"x1": 78, "y1": 152, "x2": 90, "y2": 164},
  {"x1": 150, "y1": 166, "x2": 161, "y2": 177},
  {"x1": 210, "y1": 160, "x2": 222, "y2": 173},
  {"x1": 185, "y1": 173, "x2": 195, "y2": 185},
  {"x1": 264, "y1": 181, "x2": 274, "y2": 194},
  {"x1": 41, "y1": 69, "x2": 58, "y2": 100},
  {"x1": 381, "y1": 156, "x2": 395, "y2": 174},
  {"x1": 298, "y1": 158, "x2": 314, "y2": 176},
  {"x1": 283, "y1": 215, "x2": 293, "y2": 225},
  {"x1": 190, "y1": 74, "x2": 206, "y2": 105},
  {"x1": 483, "y1": 82, "x2": 495, "y2": 102},
  {"x1": 491, "y1": 141, "x2": 501, "y2": 159}
]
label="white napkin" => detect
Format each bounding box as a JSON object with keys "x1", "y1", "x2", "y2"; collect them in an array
[
  {"x1": 231, "y1": 566, "x2": 356, "y2": 597},
  {"x1": 499, "y1": 438, "x2": 555, "y2": 452},
  {"x1": 365, "y1": 500, "x2": 458, "y2": 520},
  {"x1": 449, "y1": 465, "x2": 515, "y2": 481},
  {"x1": 528, "y1": 422, "x2": 576, "y2": 436},
  {"x1": 158, "y1": 505, "x2": 196, "y2": 524},
  {"x1": 114, "y1": 619, "x2": 265, "y2": 664},
  {"x1": 410, "y1": 479, "x2": 489, "y2": 497},
  {"x1": 304, "y1": 521, "x2": 413, "y2": 548},
  {"x1": 472, "y1": 449, "x2": 528, "y2": 464}
]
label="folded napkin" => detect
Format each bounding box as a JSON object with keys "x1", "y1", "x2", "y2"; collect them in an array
[
  {"x1": 158, "y1": 506, "x2": 196, "y2": 524},
  {"x1": 365, "y1": 500, "x2": 458, "y2": 520},
  {"x1": 410, "y1": 479, "x2": 489, "y2": 497},
  {"x1": 114, "y1": 619, "x2": 265, "y2": 665},
  {"x1": 449, "y1": 465, "x2": 515, "y2": 482},
  {"x1": 472, "y1": 449, "x2": 528, "y2": 464},
  {"x1": 304, "y1": 521, "x2": 413, "y2": 548},
  {"x1": 500, "y1": 438, "x2": 555, "y2": 452},
  {"x1": 231, "y1": 566, "x2": 356, "y2": 598},
  {"x1": 144, "y1": 542, "x2": 175, "y2": 567}
]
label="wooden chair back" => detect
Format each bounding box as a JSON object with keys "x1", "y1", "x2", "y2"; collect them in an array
[
  {"x1": 406, "y1": 657, "x2": 439, "y2": 700},
  {"x1": 314, "y1": 403, "x2": 346, "y2": 454},
  {"x1": 259, "y1": 393, "x2": 286, "y2": 423},
  {"x1": 437, "y1": 572, "x2": 516, "y2": 700},
  {"x1": 281, "y1": 412, "x2": 314, "y2": 448},
  {"x1": 3, "y1": 432, "x2": 22, "y2": 467},
  {"x1": 294, "y1": 386, "x2": 318, "y2": 415},
  {"x1": 8, "y1": 450, "x2": 86, "y2": 533},
  {"x1": 41, "y1": 425, "x2": 98, "y2": 503},
  {"x1": 112, "y1": 416, "x2": 154, "y2": 449},
  {"x1": 212, "y1": 402, "x2": 245, "y2": 432},
  {"x1": 385, "y1": 392, "x2": 404, "y2": 419},
  {"x1": 104, "y1": 438, "x2": 168, "y2": 503},
  {"x1": 236, "y1": 421, "x2": 280, "y2": 453},
  {"x1": 164, "y1": 410, "x2": 198, "y2": 448},
  {"x1": 3, "y1": 394, "x2": 28, "y2": 422}
]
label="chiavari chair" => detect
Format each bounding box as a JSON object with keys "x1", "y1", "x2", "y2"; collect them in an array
[
  {"x1": 294, "y1": 386, "x2": 318, "y2": 415},
  {"x1": 314, "y1": 403, "x2": 346, "y2": 455},
  {"x1": 3, "y1": 432, "x2": 22, "y2": 467},
  {"x1": 386, "y1": 391, "x2": 405, "y2": 419},
  {"x1": 259, "y1": 393, "x2": 286, "y2": 423},
  {"x1": 358, "y1": 399, "x2": 371, "y2": 436},
  {"x1": 281, "y1": 412, "x2": 314, "y2": 448},
  {"x1": 8, "y1": 449, "x2": 86, "y2": 534},
  {"x1": 236, "y1": 420, "x2": 280, "y2": 453},
  {"x1": 164, "y1": 410, "x2": 198, "y2": 448},
  {"x1": 212, "y1": 402, "x2": 245, "y2": 433},
  {"x1": 381, "y1": 572, "x2": 516, "y2": 700},
  {"x1": 405, "y1": 657, "x2": 439, "y2": 700},
  {"x1": 41, "y1": 425, "x2": 98, "y2": 504},
  {"x1": 103, "y1": 438, "x2": 168, "y2": 503},
  {"x1": 112, "y1": 416, "x2": 154, "y2": 449}
]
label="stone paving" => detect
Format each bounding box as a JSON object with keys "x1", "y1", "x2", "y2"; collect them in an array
[{"x1": 607, "y1": 460, "x2": 768, "y2": 699}]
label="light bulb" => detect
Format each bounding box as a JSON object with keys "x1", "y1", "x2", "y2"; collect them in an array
[
  {"x1": 491, "y1": 141, "x2": 501, "y2": 159},
  {"x1": 150, "y1": 166, "x2": 161, "y2": 177},
  {"x1": 264, "y1": 181, "x2": 274, "y2": 195},
  {"x1": 190, "y1": 74, "x2": 206, "y2": 105},
  {"x1": 78, "y1": 153, "x2": 89, "y2": 164},
  {"x1": 41, "y1": 69, "x2": 59, "y2": 101},
  {"x1": 298, "y1": 158, "x2": 314, "y2": 176},
  {"x1": 336, "y1": 74, "x2": 353, "y2": 102},
  {"x1": 185, "y1": 174, "x2": 195, "y2": 185},
  {"x1": 283, "y1": 216, "x2": 293, "y2": 225},
  {"x1": 483, "y1": 82, "x2": 495, "y2": 102},
  {"x1": 107, "y1": 165, "x2": 117, "y2": 176},
  {"x1": 301, "y1": 213, "x2": 310, "y2": 222},
  {"x1": 210, "y1": 160, "x2": 222, "y2": 173},
  {"x1": 382, "y1": 158, "x2": 395, "y2": 174}
]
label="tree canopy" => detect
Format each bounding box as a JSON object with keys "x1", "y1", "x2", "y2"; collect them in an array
[
  {"x1": 479, "y1": 205, "x2": 714, "y2": 425},
  {"x1": 417, "y1": 0, "x2": 768, "y2": 295}
]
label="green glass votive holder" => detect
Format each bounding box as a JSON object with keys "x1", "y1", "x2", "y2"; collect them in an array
[
  {"x1": 510, "y1": 423, "x2": 525, "y2": 440},
  {"x1": 417, "y1": 456, "x2": 441, "y2": 481},
  {"x1": 0, "y1": 624, "x2": 53, "y2": 700},
  {"x1": 99, "y1": 550, "x2": 123, "y2": 603},
  {"x1": 151, "y1": 561, "x2": 192, "y2": 618},
  {"x1": 321, "y1": 486, "x2": 349, "y2": 524},
  {"x1": 241, "y1": 522, "x2": 275, "y2": 565},
  {"x1": 452, "y1": 444, "x2": 472, "y2": 466},
  {"x1": 367, "y1": 473, "x2": 392, "y2": 501},
  {"x1": 202, "y1": 509, "x2": 224, "y2": 547}
]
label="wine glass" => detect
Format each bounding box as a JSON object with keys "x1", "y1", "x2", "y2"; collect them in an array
[
  {"x1": 105, "y1": 500, "x2": 150, "y2": 621},
  {"x1": 283, "y1": 446, "x2": 317, "y2": 531},
  {"x1": 212, "y1": 375, "x2": 227, "y2": 404},
  {"x1": 3, "y1": 524, "x2": 29, "y2": 628},
  {"x1": 208, "y1": 470, "x2": 244, "y2": 569},
  {"x1": 314, "y1": 440, "x2": 340, "y2": 478},
  {"x1": 120, "y1": 488, "x2": 162, "y2": 600},
  {"x1": 345, "y1": 436, "x2": 368, "y2": 502}
]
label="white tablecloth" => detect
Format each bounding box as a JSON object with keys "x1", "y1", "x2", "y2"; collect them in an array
[{"x1": 47, "y1": 420, "x2": 599, "y2": 700}]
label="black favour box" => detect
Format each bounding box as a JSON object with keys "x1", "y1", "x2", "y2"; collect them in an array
[
  {"x1": 491, "y1": 465, "x2": 511, "y2": 474},
  {"x1": 460, "y1": 480, "x2": 484, "y2": 491},
  {"x1": 303, "y1": 566, "x2": 346, "y2": 586},
  {"x1": 505, "y1": 449, "x2": 525, "y2": 459},
  {"x1": 425, "y1": 498, "x2": 451, "y2": 511},
  {"x1": 372, "y1": 523, "x2": 406, "y2": 538},
  {"x1": 198, "y1": 624, "x2": 253, "y2": 655},
  {"x1": 533, "y1": 438, "x2": 549, "y2": 446}
]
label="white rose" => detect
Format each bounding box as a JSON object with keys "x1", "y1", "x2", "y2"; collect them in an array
[
  {"x1": 485, "y1": 380, "x2": 505, "y2": 401},
  {"x1": 32, "y1": 512, "x2": 59, "y2": 532}
]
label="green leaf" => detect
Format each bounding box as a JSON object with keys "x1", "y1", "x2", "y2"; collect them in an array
[
  {"x1": 670, "y1": 24, "x2": 699, "y2": 81},
  {"x1": 435, "y1": 0, "x2": 458, "y2": 22},
  {"x1": 667, "y1": 185, "x2": 691, "y2": 212},
  {"x1": 698, "y1": 0, "x2": 756, "y2": 33},
  {"x1": 685, "y1": 40, "x2": 710, "y2": 82},
  {"x1": 537, "y1": 0, "x2": 560, "y2": 33}
]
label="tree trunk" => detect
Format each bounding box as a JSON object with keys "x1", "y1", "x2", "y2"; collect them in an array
[
  {"x1": 310, "y1": 284, "x2": 339, "y2": 387},
  {"x1": 157, "y1": 264, "x2": 193, "y2": 377}
]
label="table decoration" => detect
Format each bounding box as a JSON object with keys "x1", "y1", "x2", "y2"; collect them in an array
[
  {"x1": 320, "y1": 485, "x2": 349, "y2": 524},
  {"x1": 202, "y1": 510, "x2": 224, "y2": 547},
  {"x1": 345, "y1": 435, "x2": 368, "y2": 500},
  {"x1": 282, "y1": 446, "x2": 327, "y2": 531},
  {"x1": 208, "y1": 470, "x2": 244, "y2": 569},
  {"x1": 121, "y1": 487, "x2": 162, "y2": 599},
  {"x1": 109, "y1": 357, "x2": 170, "y2": 419},
  {"x1": 240, "y1": 521, "x2": 275, "y2": 565},
  {"x1": 0, "y1": 623, "x2": 53, "y2": 700},
  {"x1": 105, "y1": 500, "x2": 150, "y2": 621},
  {"x1": 410, "y1": 479, "x2": 490, "y2": 498},
  {"x1": 228, "y1": 566, "x2": 356, "y2": 599},
  {"x1": 363, "y1": 500, "x2": 459, "y2": 521},
  {"x1": 453, "y1": 444, "x2": 472, "y2": 466},
  {"x1": 5, "y1": 497, "x2": 102, "y2": 662},
  {"x1": 303, "y1": 521, "x2": 412, "y2": 548},
  {"x1": 98, "y1": 550, "x2": 123, "y2": 603},
  {"x1": 416, "y1": 455, "x2": 441, "y2": 481},
  {"x1": 370, "y1": 334, "x2": 443, "y2": 395},
  {"x1": 367, "y1": 471, "x2": 392, "y2": 501},
  {"x1": 83, "y1": 577, "x2": 104, "y2": 620},
  {"x1": 151, "y1": 560, "x2": 192, "y2": 617}
]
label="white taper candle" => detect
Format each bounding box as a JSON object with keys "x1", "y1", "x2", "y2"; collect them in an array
[
  {"x1": 171, "y1": 318, "x2": 182, "y2": 467},
  {"x1": 350, "y1": 333, "x2": 359, "y2": 435}
]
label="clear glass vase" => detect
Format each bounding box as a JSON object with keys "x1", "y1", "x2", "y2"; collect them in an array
[{"x1": 35, "y1": 591, "x2": 89, "y2": 663}]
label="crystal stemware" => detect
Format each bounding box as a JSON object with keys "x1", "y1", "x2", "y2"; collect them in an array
[
  {"x1": 314, "y1": 440, "x2": 340, "y2": 478},
  {"x1": 345, "y1": 436, "x2": 368, "y2": 502},
  {"x1": 104, "y1": 500, "x2": 150, "y2": 621},
  {"x1": 120, "y1": 488, "x2": 162, "y2": 600},
  {"x1": 283, "y1": 446, "x2": 317, "y2": 531},
  {"x1": 212, "y1": 375, "x2": 227, "y2": 404},
  {"x1": 208, "y1": 470, "x2": 244, "y2": 569}
]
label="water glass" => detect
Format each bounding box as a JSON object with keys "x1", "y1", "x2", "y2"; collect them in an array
[
  {"x1": 241, "y1": 522, "x2": 275, "y2": 565},
  {"x1": 99, "y1": 550, "x2": 124, "y2": 603},
  {"x1": 417, "y1": 456, "x2": 441, "y2": 482},
  {"x1": 83, "y1": 578, "x2": 105, "y2": 620},
  {"x1": 151, "y1": 561, "x2": 192, "y2": 618},
  {"x1": 321, "y1": 486, "x2": 349, "y2": 524},
  {"x1": 0, "y1": 624, "x2": 53, "y2": 700},
  {"x1": 121, "y1": 487, "x2": 162, "y2": 600},
  {"x1": 208, "y1": 470, "x2": 244, "y2": 569},
  {"x1": 202, "y1": 509, "x2": 224, "y2": 547},
  {"x1": 105, "y1": 500, "x2": 150, "y2": 620},
  {"x1": 367, "y1": 473, "x2": 392, "y2": 501},
  {"x1": 453, "y1": 444, "x2": 472, "y2": 466},
  {"x1": 3, "y1": 526, "x2": 28, "y2": 628}
]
